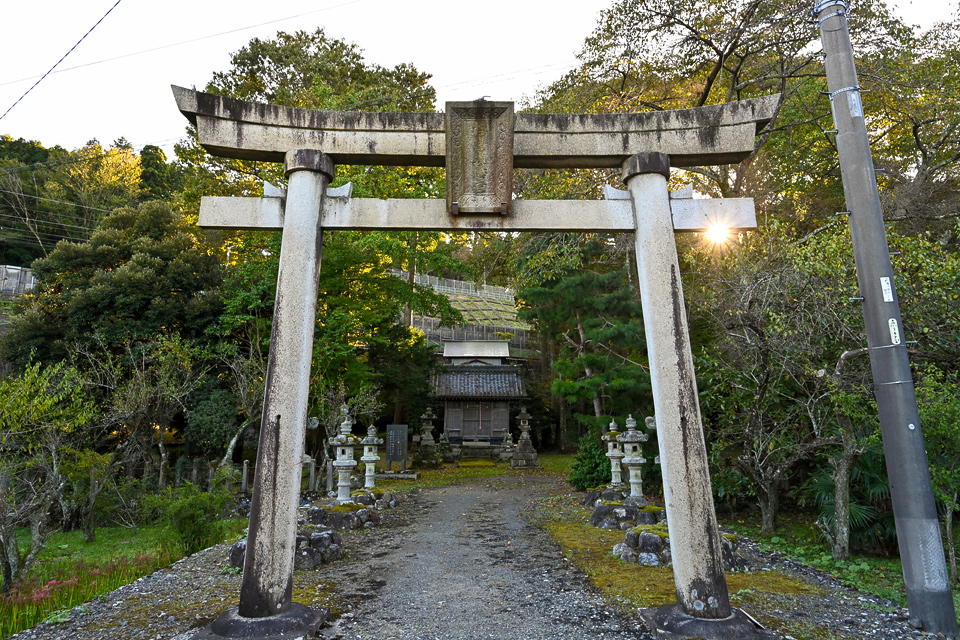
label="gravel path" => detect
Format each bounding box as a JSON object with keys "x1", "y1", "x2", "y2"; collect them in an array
[
  {"x1": 331, "y1": 475, "x2": 652, "y2": 640},
  {"x1": 7, "y1": 473, "x2": 952, "y2": 640}
]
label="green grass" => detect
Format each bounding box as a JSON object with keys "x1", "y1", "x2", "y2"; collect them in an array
[
  {"x1": 539, "y1": 453, "x2": 575, "y2": 475},
  {"x1": 375, "y1": 453, "x2": 576, "y2": 493},
  {"x1": 1, "y1": 519, "x2": 248, "y2": 639}
]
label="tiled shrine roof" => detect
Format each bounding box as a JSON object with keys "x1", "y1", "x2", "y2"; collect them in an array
[{"x1": 433, "y1": 365, "x2": 525, "y2": 399}]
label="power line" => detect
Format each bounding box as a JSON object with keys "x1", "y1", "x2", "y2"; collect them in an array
[
  {"x1": 0, "y1": 202, "x2": 106, "y2": 227},
  {"x1": 0, "y1": 226, "x2": 88, "y2": 244},
  {"x1": 0, "y1": 0, "x2": 365, "y2": 89},
  {"x1": 0, "y1": 188, "x2": 113, "y2": 213},
  {"x1": 0, "y1": 0, "x2": 124, "y2": 122},
  {"x1": 0, "y1": 211, "x2": 95, "y2": 234}
]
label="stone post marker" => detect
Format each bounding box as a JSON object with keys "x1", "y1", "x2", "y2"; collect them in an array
[
  {"x1": 360, "y1": 424, "x2": 383, "y2": 490},
  {"x1": 618, "y1": 415, "x2": 648, "y2": 500},
  {"x1": 414, "y1": 407, "x2": 440, "y2": 468}
]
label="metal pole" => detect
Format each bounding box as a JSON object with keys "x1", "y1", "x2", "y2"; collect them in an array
[
  {"x1": 239, "y1": 150, "x2": 333, "y2": 620},
  {"x1": 814, "y1": 2, "x2": 958, "y2": 635}
]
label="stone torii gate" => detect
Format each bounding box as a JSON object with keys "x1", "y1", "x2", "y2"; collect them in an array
[{"x1": 175, "y1": 86, "x2": 778, "y2": 640}]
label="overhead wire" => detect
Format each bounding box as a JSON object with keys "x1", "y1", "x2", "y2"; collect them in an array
[
  {"x1": 0, "y1": 212, "x2": 92, "y2": 236},
  {"x1": 0, "y1": 0, "x2": 124, "y2": 122},
  {"x1": 0, "y1": 202, "x2": 108, "y2": 227},
  {"x1": 0, "y1": 188, "x2": 114, "y2": 213},
  {"x1": 0, "y1": 211, "x2": 96, "y2": 234},
  {"x1": 0, "y1": 0, "x2": 366, "y2": 89},
  {"x1": 0, "y1": 225, "x2": 88, "y2": 244}
]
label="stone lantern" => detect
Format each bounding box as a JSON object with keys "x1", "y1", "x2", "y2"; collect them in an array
[
  {"x1": 618, "y1": 414, "x2": 648, "y2": 499},
  {"x1": 330, "y1": 405, "x2": 358, "y2": 504},
  {"x1": 414, "y1": 407, "x2": 439, "y2": 468},
  {"x1": 510, "y1": 407, "x2": 541, "y2": 469},
  {"x1": 360, "y1": 423, "x2": 383, "y2": 490},
  {"x1": 603, "y1": 418, "x2": 625, "y2": 485}
]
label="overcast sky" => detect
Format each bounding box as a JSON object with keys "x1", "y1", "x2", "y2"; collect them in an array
[{"x1": 0, "y1": 0, "x2": 955, "y2": 156}]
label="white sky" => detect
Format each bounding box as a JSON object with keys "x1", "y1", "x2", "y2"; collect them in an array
[{"x1": 0, "y1": 0, "x2": 955, "y2": 157}]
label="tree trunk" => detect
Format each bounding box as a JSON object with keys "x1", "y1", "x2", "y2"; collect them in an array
[
  {"x1": 158, "y1": 429, "x2": 169, "y2": 490},
  {"x1": 830, "y1": 453, "x2": 856, "y2": 561},
  {"x1": 219, "y1": 420, "x2": 250, "y2": 468},
  {"x1": 81, "y1": 472, "x2": 101, "y2": 544},
  {"x1": 395, "y1": 232, "x2": 420, "y2": 425},
  {"x1": 0, "y1": 473, "x2": 14, "y2": 592},
  {"x1": 575, "y1": 313, "x2": 603, "y2": 420},
  {"x1": 758, "y1": 482, "x2": 779, "y2": 534},
  {"x1": 826, "y1": 416, "x2": 863, "y2": 561},
  {"x1": 559, "y1": 401, "x2": 568, "y2": 454}
]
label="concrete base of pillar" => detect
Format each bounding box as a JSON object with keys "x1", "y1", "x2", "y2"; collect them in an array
[
  {"x1": 192, "y1": 603, "x2": 327, "y2": 640},
  {"x1": 645, "y1": 604, "x2": 777, "y2": 639}
]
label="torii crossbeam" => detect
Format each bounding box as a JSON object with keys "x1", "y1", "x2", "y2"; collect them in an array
[{"x1": 176, "y1": 86, "x2": 778, "y2": 640}]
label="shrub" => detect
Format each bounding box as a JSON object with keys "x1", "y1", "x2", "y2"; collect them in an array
[
  {"x1": 143, "y1": 482, "x2": 230, "y2": 554},
  {"x1": 568, "y1": 431, "x2": 611, "y2": 490}
]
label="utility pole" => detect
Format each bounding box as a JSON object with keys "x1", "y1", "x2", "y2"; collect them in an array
[{"x1": 813, "y1": 2, "x2": 958, "y2": 636}]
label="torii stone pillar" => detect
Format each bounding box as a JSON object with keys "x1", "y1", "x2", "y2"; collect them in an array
[
  {"x1": 626, "y1": 153, "x2": 746, "y2": 634},
  {"x1": 219, "y1": 151, "x2": 332, "y2": 636}
]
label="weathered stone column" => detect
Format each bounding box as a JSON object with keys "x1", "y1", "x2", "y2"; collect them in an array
[
  {"x1": 360, "y1": 424, "x2": 383, "y2": 490},
  {"x1": 237, "y1": 150, "x2": 333, "y2": 620},
  {"x1": 603, "y1": 419, "x2": 625, "y2": 485},
  {"x1": 510, "y1": 407, "x2": 541, "y2": 469},
  {"x1": 332, "y1": 407, "x2": 358, "y2": 504},
  {"x1": 623, "y1": 152, "x2": 732, "y2": 624},
  {"x1": 618, "y1": 415, "x2": 648, "y2": 500}
]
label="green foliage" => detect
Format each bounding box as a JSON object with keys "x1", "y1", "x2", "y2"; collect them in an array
[
  {"x1": 798, "y1": 448, "x2": 896, "y2": 552},
  {"x1": 567, "y1": 432, "x2": 612, "y2": 490},
  {"x1": 519, "y1": 237, "x2": 651, "y2": 430},
  {"x1": 185, "y1": 380, "x2": 238, "y2": 457},
  {"x1": 0, "y1": 361, "x2": 95, "y2": 441},
  {"x1": 0, "y1": 135, "x2": 50, "y2": 166},
  {"x1": 1, "y1": 200, "x2": 222, "y2": 367},
  {"x1": 139, "y1": 145, "x2": 176, "y2": 201},
  {"x1": 142, "y1": 483, "x2": 231, "y2": 555}
]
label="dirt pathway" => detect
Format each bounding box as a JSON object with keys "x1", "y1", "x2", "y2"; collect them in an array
[{"x1": 330, "y1": 474, "x2": 653, "y2": 640}]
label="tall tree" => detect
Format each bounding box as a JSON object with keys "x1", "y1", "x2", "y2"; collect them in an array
[
  {"x1": 139, "y1": 145, "x2": 175, "y2": 201},
  {"x1": 519, "y1": 236, "x2": 651, "y2": 434},
  {"x1": 0, "y1": 200, "x2": 222, "y2": 366}
]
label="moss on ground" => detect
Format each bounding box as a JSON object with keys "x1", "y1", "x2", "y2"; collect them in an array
[
  {"x1": 291, "y1": 579, "x2": 341, "y2": 615},
  {"x1": 327, "y1": 503, "x2": 366, "y2": 513},
  {"x1": 537, "y1": 496, "x2": 822, "y2": 636},
  {"x1": 631, "y1": 523, "x2": 669, "y2": 540},
  {"x1": 458, "y1": 459, "x2": 497, "y2": 467}
]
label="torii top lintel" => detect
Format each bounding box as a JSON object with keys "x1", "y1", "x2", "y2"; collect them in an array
[{"x1": 172, "y1": 86, "x2": 777, "y2": 170}]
